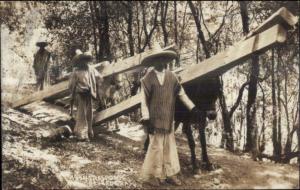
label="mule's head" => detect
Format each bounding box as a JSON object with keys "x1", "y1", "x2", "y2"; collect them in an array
[
  {"x1": 206, "y1": 110, "x2": 217, "y2": 120},
  {"x1": 186, "y1": 77, "x2": 221, "y2": 121}
]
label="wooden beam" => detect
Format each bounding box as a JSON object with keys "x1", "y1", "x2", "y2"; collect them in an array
[
  {"x1": 53, "y1": 66, "x2": 185, "y2": 108},
  {"x1": 93, "y1": 24, "x2": 287, "y2": 125},
  {"x1": 180, "y1": 24, "x2": 287, "y2": 84},
  {"x1": 19, "y1": 101, "x2": 71, "y2": 123},
  {"x1": 245, "y1": 7, "x2": 298, "y2": 39},
  {"x1": 12, "y1": 45, "x2": 175, "y2": 108},
  {"x1": 55, "y1": 62, "x2": 107, "y2": 83},
  {"x1": 100, "y1": 44, "x2": 175, "y2": 76}
]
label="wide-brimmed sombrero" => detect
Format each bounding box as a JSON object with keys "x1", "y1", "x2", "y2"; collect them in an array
[
  {"x1": 72, "y1": 50, "x2": 94, "y2": 66},
  {"x1": 141, "y1": 42, "x2": 178, "y2": 66},
  {"x1": 36, "y1": 41, "x2": 48, "y2": 47}
]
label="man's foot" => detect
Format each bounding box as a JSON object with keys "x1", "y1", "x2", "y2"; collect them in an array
[
  {"x1": 166, "y1": 175, "x2": 182, "y2": 186},
  {"x1": 192, "y1": 167, "x2": 201, "y2": 175},
  {"x1": 88, "y1": 131, "x2": 94, "y2": 140},
  {"x1": 73, "y1": 136, "x2": 90, "y2": 142},
  {"x1": 143, "y1": 178, "x2": 161, "y2": 187},
  {"x1": 112, "y1": 128, "x2": 120, "y2": 133}
]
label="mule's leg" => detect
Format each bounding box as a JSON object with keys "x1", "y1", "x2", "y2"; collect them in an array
[
  {"x1": 182, "y1": 122, "x2": 198, "y2": 174},
  {"x1": 199, "y1": 124, "x2": 209, "y2": 163},
  {"x1": 113, "y1": 119, "x2": 120, "y2": 132},
  {"x1": 198, "y1": 115, "x2": 215, "y2": 171},
  {"x1": 174, "y1": 121, "x2": 181, "y2": 131},
  {"x1": 143, "y1": 134, "x2": 149, "y2": 152}
]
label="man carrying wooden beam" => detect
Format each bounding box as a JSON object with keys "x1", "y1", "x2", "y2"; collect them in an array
[
  {"x1": 69, "y1": 51, "x2": 103, "y2": 141},
  {"x1": 139, "y1": 43, "x2": 204, "y2": 186}
]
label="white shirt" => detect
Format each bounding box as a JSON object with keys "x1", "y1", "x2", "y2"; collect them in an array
[{"x1": 141, "y1": 69, "x2": 195, "y2": 120}]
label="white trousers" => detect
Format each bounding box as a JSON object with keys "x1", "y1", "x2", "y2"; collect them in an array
[{"x1": 140, "y1": 127, "x2": 180, "y2": 181}]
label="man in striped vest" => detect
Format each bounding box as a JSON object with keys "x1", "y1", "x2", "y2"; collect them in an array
[{"x1": 139, "y1": 43, "x2": 203, "y2": 186}]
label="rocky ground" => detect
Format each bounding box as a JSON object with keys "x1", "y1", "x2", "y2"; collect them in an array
[{"x1": 2, "y1": 108, "x2": 299, "y2": 189}]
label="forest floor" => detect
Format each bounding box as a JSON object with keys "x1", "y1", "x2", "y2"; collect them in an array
[{"x1": 2, "y1": 108, "x2": 299, "y2": 189}]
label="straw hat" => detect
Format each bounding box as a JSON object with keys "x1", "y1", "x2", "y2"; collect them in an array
[
  {"x1": 77, "y1": 54, "x2": 93, "y2": 63},
  {"x1": 36, "y1": 42, "x2": 48, "y2": 47},
  {"x1": 141, "y1": 42, "x2": 178, "y2": 66},
  {"x1": 72, "y1": 50, "x2": 94, "y2": 66},
  {"x1": 36, "y1": 36, "x2": 49, "y2": 47}
]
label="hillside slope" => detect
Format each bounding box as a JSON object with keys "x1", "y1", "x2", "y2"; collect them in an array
[{"x1": 2, "y1": 109, "x2": 299, "y2": 189}]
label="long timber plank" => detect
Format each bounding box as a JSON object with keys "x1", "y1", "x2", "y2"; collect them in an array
[
  {"x1": 93, "y1": 24, "x2": 287, "y2": 125},
  {"x1": 12, "y1": 45, "x2": 175, "y2": 108}
]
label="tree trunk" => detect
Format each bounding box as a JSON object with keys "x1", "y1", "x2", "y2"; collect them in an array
[
  {"x1": 258, "y1": 83, "x2": 266, "y2": 154},
  {"x1": 127, "y1": 1, "x2": 134, "y2": 56},
  {"x1": 174, "y1": 1, "x2": 178, "y2": 45},
  {"x1": 136, "y1": 3, "x2": 142, "y2": 53},
  {"x1": 271, "y1": 48, "x2": 279, "y2": 161},
  {"x1": 238, "y1": 104, "x2": 244, "y2": 149},
  {"x1": 219, "y1": 82, "x2": 234, "y2": 151},
  {"x1": 98, "y1": 1, "x2": 111, "y2": 61},
  {"x1": 283, "y1": 57, "x2": 291, "y2": 162},
  {"x1": 89, "y1": 2, "x2": 99, "y2": 61},
  {"x1": 245, "y1": 55, "x2": 260, "y2": 158},
  {"x1": 277, "y1": 49, "x2": 282, "y2": 159},
  {"x1": 239, "y1": 1, "x2": 249, "y2": 35},
  {"x1": 179, "y1": 2, "x2": 188, "y2": 50},
  {"x1": 239, "y1": 1, "x2": 259, "y2": 158},
  {"x1": 160, "y1": 1, "x2": 169, "y2": 47},
  {"x1": 196, "y1": 37, "x2": 199, "y2": 64}
]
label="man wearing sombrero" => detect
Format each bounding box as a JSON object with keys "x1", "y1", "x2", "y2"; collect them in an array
[
  {"x1": 139, "y1": 43, "x2": 203, "y2": 186},
  {"x1": 69, "y1": 51, "x2": 103, "y2": 141},
  {"x1": 33, "y1": 40, "x2": 52, "y2": 90}
]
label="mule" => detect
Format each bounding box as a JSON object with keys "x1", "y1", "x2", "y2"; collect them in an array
[{"x1": 97, "y1": 71, "x2": 124, "y2": 131}]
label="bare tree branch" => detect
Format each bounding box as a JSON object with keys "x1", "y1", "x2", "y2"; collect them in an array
[
  {"x1": 229, "y1": 81, "x2": 250, "y2": 118},
  {"x1": 210, "y1": 2, "x2": 232, "y2": 42},
  {"x1": 199, "y1": 2, "x2": 211, "y2": 38},
  {"x1": 188, "y1": 0, "x2": 210, "y2": 58},
  {"x1": 141, "y1": 1, "x2": 160, "y2": 51}
]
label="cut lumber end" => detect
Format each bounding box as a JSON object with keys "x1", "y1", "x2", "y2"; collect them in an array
[
  {"x1": 278, "y1": 7, "x2": 299, "y2": 27},
  {"x1": 246, "y1": 7, "x2": 298, "y2": 40},
  {"x1": 276, "y1": 24, "x2": 288, "y2": 43}
]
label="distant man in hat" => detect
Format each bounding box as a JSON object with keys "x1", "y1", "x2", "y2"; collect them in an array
[
  {"x1": 33, "y1": 41, "x2": 52, "y2": 90},
  {"x1": 139, "y1": 43, "x2": 204, "y2": 186},
  {"x1": 69, "y1": 51, "x2": 103, "y2": 141}
]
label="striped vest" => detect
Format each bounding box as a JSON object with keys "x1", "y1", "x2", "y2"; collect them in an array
[{"x1": 141, "y1": 70, "x2": 180, "y2": 133}]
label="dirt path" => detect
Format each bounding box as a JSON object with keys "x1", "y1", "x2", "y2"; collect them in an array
[{"x1": 2, "y1": 109, "x2": 299, "y2": 189}]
